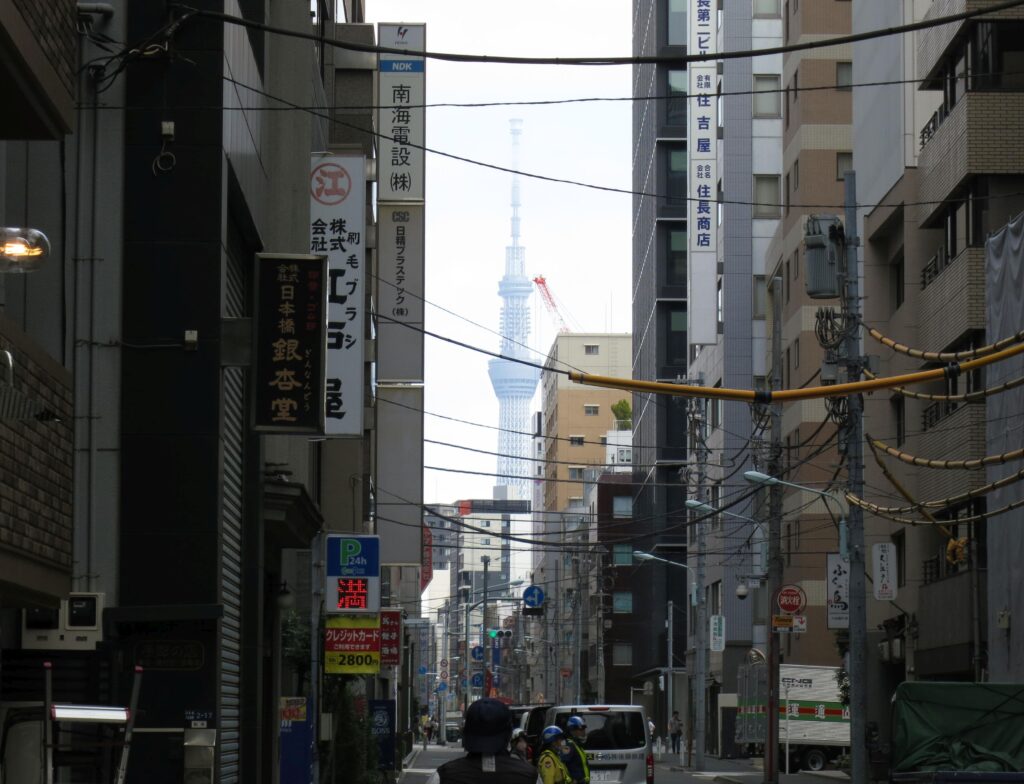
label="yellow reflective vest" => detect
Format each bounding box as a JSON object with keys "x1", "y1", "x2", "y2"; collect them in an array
[{"x1": 537, "y1": 749, "x2": 572, "y2": 784}]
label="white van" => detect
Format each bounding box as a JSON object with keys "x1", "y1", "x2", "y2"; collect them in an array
[{"x1": 545, "y1": 705, "x2": 653, "y2": 784}]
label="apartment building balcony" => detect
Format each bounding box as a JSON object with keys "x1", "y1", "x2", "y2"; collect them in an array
[
  {"x1": 918, "y1": 93, "x2": 1024, "y2": 225},
  {"x1": 918, "y1": 0, "x2": 1024, "y2": 84},
  {"x1": 916, "y1": 402, "x2": 986, "y2": 501},
  {"x1": 915, "y1": 566, "x2": 986, "y2": 678},
  {"x1": 918, "y1": 247, "x2": 985, "y2": 351}
]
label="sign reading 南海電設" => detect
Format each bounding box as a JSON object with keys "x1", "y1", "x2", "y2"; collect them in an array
[{"x1": 377, "y1": 24, "x2": 425, "y2": 202}]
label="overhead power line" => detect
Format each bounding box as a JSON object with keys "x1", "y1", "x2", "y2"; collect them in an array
[{"x1": 172, "y1": 0, "x2": 1024, "y2": 67}]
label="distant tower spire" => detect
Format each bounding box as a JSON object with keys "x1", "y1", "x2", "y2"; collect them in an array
[{"x1": 488, "y1": 119, "x2": 539, "y2": 496}]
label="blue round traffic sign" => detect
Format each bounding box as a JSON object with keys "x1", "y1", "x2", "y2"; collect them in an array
[
  {"x1": 471, "y1": 672, "x2": 484, "y2": 688},
  {"x1": 436, "y1": 682, "x2": 448, "y2": 692},
  {"x1": 523, "y1": 585, "x2": 545, "y2": 608},
  {"x1": 471, "y1": 645, "x2": 484, "y2": 661},
  {"x1": 418, "y1": 665, "x2": 428, "y2": 676}
]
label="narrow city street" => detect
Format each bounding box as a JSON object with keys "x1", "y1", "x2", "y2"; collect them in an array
[{"x1": 398, "y1": 744, "x2": 849, "y2": 784}]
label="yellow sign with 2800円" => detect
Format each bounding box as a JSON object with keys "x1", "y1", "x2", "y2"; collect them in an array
[{"x1": 325, "y1": 615, "x2": 381, "y2": 674}]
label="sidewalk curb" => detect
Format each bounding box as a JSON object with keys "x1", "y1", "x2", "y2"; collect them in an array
[{"x1": 804, "y1": 773, "x2": 850, "y2": 780}]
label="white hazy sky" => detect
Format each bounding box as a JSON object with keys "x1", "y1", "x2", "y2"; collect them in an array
[{"x1": 365, "y1": 0, "x2": 634, "y2": 505}]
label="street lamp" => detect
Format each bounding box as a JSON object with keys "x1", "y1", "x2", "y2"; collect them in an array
[
  {"x1": 743, "y1": 470, "x2": 855, "y2": 784},
  {"x1": 0, "y1": 227, "x2": 50, "y2": 272},
  {"x1": 633, "y1": 550, "x2": 703, "y2": 770}
]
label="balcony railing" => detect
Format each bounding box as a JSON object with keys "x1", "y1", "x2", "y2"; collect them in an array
[
  {"x1": 921, "y1": 246, "x2": 949, "y2": 289},
  {"x1": 919, "y1": 105, "x2": 949, "y2": 150},
  {"x1": 921, "y1": 399, "x2": 959, "y2": 431}
]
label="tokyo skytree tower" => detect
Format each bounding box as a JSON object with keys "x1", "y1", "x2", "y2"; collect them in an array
[{"x1": 487, "y1": 120, "x2": 539, "y2": 496}]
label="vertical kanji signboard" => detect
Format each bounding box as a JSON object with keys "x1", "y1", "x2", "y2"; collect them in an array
[
  {"x1": 253, "y1": 254, "x2": 327, "y2": 433},
  {"x1": 687, "y1": 0, "x2": 719, "y2": 345},
  {"x1": 377, "y1": 24, "x2": 425, "y2": 201},
  {"x1": 309, "y1": 153, "x2": 365, "y2": 435}
]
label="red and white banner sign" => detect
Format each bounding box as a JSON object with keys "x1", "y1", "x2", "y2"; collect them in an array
[{"x1": 380, "y1": 609, "x2": 402, "y2": 666}]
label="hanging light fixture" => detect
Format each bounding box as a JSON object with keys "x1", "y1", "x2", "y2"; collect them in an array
[{"x1": 0, "y1": 227, "x2": 50, "y2": 272}]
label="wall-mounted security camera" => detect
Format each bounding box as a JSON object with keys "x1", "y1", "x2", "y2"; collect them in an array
[{"x1": 736, "y1": 583, "x2": 749, "y2": 600}]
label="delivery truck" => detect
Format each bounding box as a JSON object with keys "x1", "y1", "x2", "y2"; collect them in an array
[{"x1": 736, "y1": 662, "x2": 850, "y2": 772}]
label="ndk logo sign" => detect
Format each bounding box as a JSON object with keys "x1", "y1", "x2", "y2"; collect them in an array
[{"x1": 326, "y1": 535, "x2": 380, "y2": 578}]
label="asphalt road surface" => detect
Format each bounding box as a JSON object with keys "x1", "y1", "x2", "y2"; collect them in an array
[{"x1": 397, "y1": 744, "x2": 848, "y2": 784}]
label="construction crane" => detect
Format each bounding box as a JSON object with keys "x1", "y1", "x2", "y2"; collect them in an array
[{"x1": 533, "y1": 275, "x2": 571, "y2": 334}]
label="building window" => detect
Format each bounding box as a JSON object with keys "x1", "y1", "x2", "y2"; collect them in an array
[
  {"x1": 613, "y1": 495, "x2": 633, "y2": 518},
  {"x1": 783, "y1": 261, "x2": 790, "y2": 302},
  {"x1": 612, "y1": 643, "x2": 633, "y2": 666},
  {"x1": 793, "y1": 336, "x2": 800, "y2": 368},
  {"x1": 711, "y1": 380, "x2": 723, "y2": 430},
  {"x1": 481, "y1": 538, "x2": 491, "y2": 546},
  {"x1": 710, "y1": 580, "x2": 722, "y2": 616},
  {"x1": 716, "y1": 278, "x2": 724, "y2": 328},
  {"x1": 892, "y1": 395, "x2": 906, "y2": 446},
  {"x1": 753, "y1": 74, "x2": 782, "y2": 117},
  {"x1": 584, "y1": 404, "x2": 599, "y2": 416},
  {"x1": 568, "y1": 496, "x2": 584, "y2": 506},
  {"x1": 667, "y1": 0, "x2": 686, "y2": 45},
  {"x1": 792, "y1": 158, "x2": 800, "y2": 191},
  {"x1": 613, "y1": 544, "x2": 633, "y2": 565},
  {"x1": 753, "y1": 175, "x2": 781, "y2": 218},
  {"x1": 753, "y1": 0, "x2": 781, "y2": 17},
  {"x1": 666, "y1": 304, "x2": 687, "y2": 365},
  {"x1": 892, "y1": 530, "x2": 906, "y2": 587},
  {"x1": 569, "y1": 435, "x2": 585, "y2": 446},
  {"x1": 568, "y1": 466, "x2": 584, "y2": 481},
  {"x1": 584, "y1": 344, "x2": 599, "y2": 355},
  {"x1": 667, "y1": 70, "x2": 687, "y2": 126},
  {"x1": 836, "y1": 151, "x2": 853, "y2": 180},
  {"x1": 792, "y1": 247, "x2": 800, "y2": 279},
  {"x1": 891, "y1": 251, "x2": 905, "y2": 311},
  {"x1": 666, "y1": 145, "x2": 687, "y2": 205},
  {"x1": 836, "y1": 61, "x2": 853, "y2": 90},
  {"x1": 753, "y1": 275, "x2": 767, "y2": 318},
  {"x1": 612, "y1": 592, "x2": 633, "y2": 613},
  {"x1": 667, "y1": 228, "x2": 687, "y2": 287}
]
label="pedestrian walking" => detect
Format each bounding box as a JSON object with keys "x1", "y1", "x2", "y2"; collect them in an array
[
  {"x1": 669, "y1": 711, "x2": 683, "y2": 754},
  {"x1": 425, "y1": 698, "x2": 536, "y2": 784}
]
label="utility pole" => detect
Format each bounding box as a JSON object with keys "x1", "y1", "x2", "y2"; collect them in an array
[
  {"x1": 573, "y1": 554, "x2": 582, "y2": 703},
  {"x1": 842, "y1": 172, "x2": 868, "y2": 784},
  {"x1": 439, "y1": 603, "x2": 449, "y2": 745},
  {"x1": 667, "y1": 599, "x2": 674, "y2": 743},
  {"x1": 764, "y1": 276, "x2": 784, "y2": 784},
  {"x1": 482, "y1": 555, "x2": 491, "y2": 697},
  {"x1": 692, "y1": 391, "x2": 709, "y2": 771}
]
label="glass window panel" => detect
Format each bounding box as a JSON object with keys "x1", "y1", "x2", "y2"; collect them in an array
[
  {"x1": 667, "y1": 70, "x2": 687, "y2": 126},
  {"x1": 753, "y1": 75, "x2": 781, "y2": 117},
  {"x1": 668, "y1": 0, "x2": 686, "y2": 45},
  {"x1": 612, "y1": 544, "x2": 633, "y2": 565},
  {"x1": 612, "y1": 591, "x2": 633, "y2": 613}
]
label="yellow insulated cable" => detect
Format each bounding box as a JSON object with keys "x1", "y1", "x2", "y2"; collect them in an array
[{"x1": 567, "y1": 336, "x2": 1024, "y2": 402}]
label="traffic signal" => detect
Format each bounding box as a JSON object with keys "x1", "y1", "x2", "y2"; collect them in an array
[{"x1": 488, "y1": 629, "x2": 513, "y2": 640}]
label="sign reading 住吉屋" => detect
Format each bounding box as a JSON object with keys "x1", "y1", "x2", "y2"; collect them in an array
[
  {"x1": 253, "y1": 254, "x2": 327, "y2": 433},
  {"x1": 324, "y1": 535, "x2": 380, "y2": 615},
  {"x1": 324, "y1": 615, "x2": 381, "y2": 674},
  {"x1": 310, "y1": 153, "x2": 365, "y2": 436},
  {"x1": 687, "y1": 0, "x2": 719, "y2": 345}
]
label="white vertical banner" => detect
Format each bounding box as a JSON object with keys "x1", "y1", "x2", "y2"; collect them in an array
[
  {"x1": 687, "y1": 0, "x2": 719, "y2": 345},
  {"x1": 378, "y1": 24, "x2": 426, "y2": 201},
  {"x1": 710, "y1": 614, "x2": 726, "y2": 652},
  {"x1": 872, "y1": 543, "x2": 898, "y2": 601},
  {"x1": 377, "y1": 204, "x2": 425, "y2": 382},
  {"x1": 827, "y1": 553, "x2": 850, "y2": 629},
  {"x1": 310, "y1": 153, "x2": 366, "y2": 436}
]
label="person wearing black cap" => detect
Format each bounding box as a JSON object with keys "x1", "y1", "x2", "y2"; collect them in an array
[{"x1": 425, "y1": 698, "x2": 536, "y2": 784}]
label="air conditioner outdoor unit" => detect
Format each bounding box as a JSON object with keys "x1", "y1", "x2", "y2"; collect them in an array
[
  {"x1": 22, "y1": 592, "x2": 105, "y2": 651},
  {"x1": 877, "y1": 640, "x2": 891, "y2": 663}
]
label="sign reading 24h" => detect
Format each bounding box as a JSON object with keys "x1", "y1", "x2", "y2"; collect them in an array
[{"x1": 325, "y1": 534, "x2": 381, "y2": 614}]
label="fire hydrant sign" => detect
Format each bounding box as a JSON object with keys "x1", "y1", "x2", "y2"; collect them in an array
[{"x1": 325, "y1": 615, "x2": 381, "y2": 674}]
